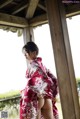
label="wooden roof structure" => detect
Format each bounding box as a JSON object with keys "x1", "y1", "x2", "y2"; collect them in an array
[
  {"x1": 0, "y1": 0, "x2": 80, "y2": 27},
  {"x1": 0, "y1": 0, "x2": 80, "y2": 119}
]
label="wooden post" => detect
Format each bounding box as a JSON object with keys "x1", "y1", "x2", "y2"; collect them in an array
[
  {"x1": 23, "y1": 27, "x2": 34, "y2": 44},
  {"x1": 29, "y1": 27, "x2": 35, "y2": 42},
  {"x1": 22, "y1": 27, "x2": 35, "y2": 66},
  {"x1": 23, "y1": 27, "x2": 31, "y2": 44},
  {"x1": 46, "y1": 0, "x2": 80, "y2": 119}
]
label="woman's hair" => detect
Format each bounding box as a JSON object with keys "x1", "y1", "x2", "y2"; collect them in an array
[{"x1": 22, "y1": 41, "x2": 39, "y2": 55}]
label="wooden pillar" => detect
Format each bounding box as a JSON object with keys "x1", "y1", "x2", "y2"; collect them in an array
[
  {"x1": 46, "y1": 0, "x2": 80, "y2": 119},
  {"x1": 23, "y1": 27, "x2": 34, "y2": 44},
  {"x1": 29, "y1": 27, "x2": 35, "y2": 42},
  {"x1": 23, "y1": 27, "x2": 31, "y2": 44}
]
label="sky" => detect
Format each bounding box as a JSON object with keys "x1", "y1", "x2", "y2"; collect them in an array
[
  {"x1": 0, "y1": 15, "x2": 80, "y2": 94},
  {"x1": 67, "y1": 15, "x2": 80, "y2": 78},
  {"x1": 0, "y1": 30, "x2": 27, "y2": 93}
]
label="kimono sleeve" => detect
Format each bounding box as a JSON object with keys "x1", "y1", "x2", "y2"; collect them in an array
[
  {"x1": 28, "y1": 65, "x2": 48, "y2": 96},
  {"x1": 46, "y1": 69, "x2": 58, "y2": 97}
]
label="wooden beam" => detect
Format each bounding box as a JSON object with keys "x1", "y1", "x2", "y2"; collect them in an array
[
  {"x1": 12, "y1": 1, "x2": 28, "y2": 15},
  {"x1": 29, "y1": 3, "x2": 80, "y2": 27},
  {"x1": 0, "y1": 13, "x2": 28, "y2": 28},
  {"x1": 46, "y1": 0, "x2": 80, "y2": 119},
  {"x1": 38, "y1": 4, "x2": 47, "y2": 11},
  {"x1": 0, "y1": 0, "x2": 13, "y2": 9},
  {"x1": 26, "y1": 0, "x2": 39, "y2": 19},
  {"x1": 66, "y1": 3, "x2": 80, "y2": 17},
  {"x1": 11, "y1": 1, "x2": 17, "y2": 5},
  {"x1": 29, "y1": 14, "x2": 48, "y2": 27}
]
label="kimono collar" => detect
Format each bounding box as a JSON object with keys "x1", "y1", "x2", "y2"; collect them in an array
[
  {"x1": 35, "y1": 57, "x2": 42, "y2": 62},
  {"x1": 30, "y1": 57, "x2": 42, "y2": 65}
]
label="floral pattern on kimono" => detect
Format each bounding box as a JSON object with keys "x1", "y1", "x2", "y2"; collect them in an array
[{"x1": 20, "y1": 57, "x2": 59, "y2": 119}]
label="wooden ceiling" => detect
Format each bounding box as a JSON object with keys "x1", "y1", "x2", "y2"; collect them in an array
[{"x1": 0, "y1": 0, "x2": 80, "y2": 27}]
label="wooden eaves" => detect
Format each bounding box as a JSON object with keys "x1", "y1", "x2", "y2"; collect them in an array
[{"x1": 0, "y1": 0, "x2": 79, "y2": 28}]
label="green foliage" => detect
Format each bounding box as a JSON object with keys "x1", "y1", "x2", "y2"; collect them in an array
[
  {"x1": 0, "y1": 90, "x2": 20, "y2": 111},
  {"x1": 76, "y1": 78, "x2": 80, "y2": 82},
  {"x1": 0, "y1": 90, "x2": 20, "y2": 99},
  {"x1": 0, "y1": 90, "x2": 20, "y2": 110},
  {"x1": 0, "y1": 103, "x2": 19, "y2": 119}
]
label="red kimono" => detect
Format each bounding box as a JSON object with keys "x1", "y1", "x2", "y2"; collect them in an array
[{"x1": 20, "y1": 57, "x2": 58, "y2": 119}]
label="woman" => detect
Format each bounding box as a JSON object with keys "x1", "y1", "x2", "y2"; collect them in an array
[{"x1": 20, "y1": 41, "x2": 59, "y2": 119}]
